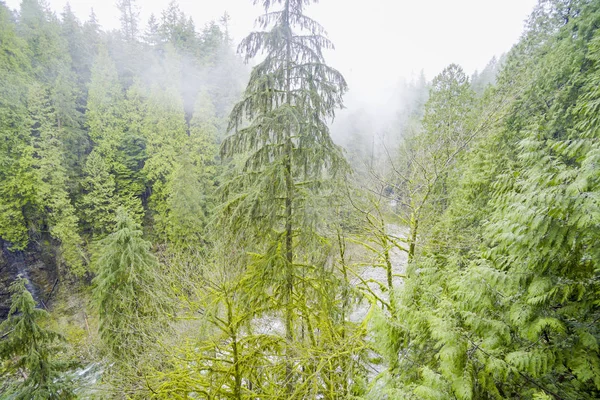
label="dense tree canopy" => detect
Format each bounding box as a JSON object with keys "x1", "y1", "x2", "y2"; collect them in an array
[{"x1": 0, "y1": 0, "x2": 599, "y2": 398}]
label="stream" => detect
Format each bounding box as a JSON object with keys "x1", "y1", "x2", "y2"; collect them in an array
[{"x1": 349, "y1": 224, "x2": 407, "y2": 323}]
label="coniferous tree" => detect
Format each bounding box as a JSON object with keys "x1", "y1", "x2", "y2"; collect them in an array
[
  {"x1": 142, "y1": 79, "x2": 188, "y2": 240},
  {"x1": 165, "y1": 91, "x2": 218, "y2": 248},
  {"x1": 86, "y1": 47, "x2": 124, "y2": 160},
  {"x1": 380, "y1": 2, "x2": 600, "y2": 399},
  {"x1": 392, "y1": 64, "x2": 475, "y2": 261},
  {"x1": 150, "y1": 260, "x2": 285, "y2": 399},
  {"x1": 221, "y1": 0, "x2": 348, "y2": 393},
  {"x1": 119, "y1": 80, "x2": 147, "y2": 203},
  {"x1": 92, "y1": 209, "x2": 171, "y2": 359},
  {"x1": 13, "y1": 1, "x2": 86, "y2": 252},
  {"x1": 82, "y1": 8, "x2": 101, "y2": 54},
  {"x1": 198, "y1": 22, "x2": 224, "y2": 66},
  {"x1": 6, "y1": 0, "x2": 600, "y2": 397},
  {"x1": 0, "y1": 3, "x2": 36, "y2": 248},
  {"x1": 78, "y1": 150, "x2": 118, "y2": 237},
  {"x1": 61, "y1": 3, "x2": 98, "y2": 111},
  {"x1": 18, "y1": 0, "x2": 67, "y2": 82},
  {"x1": 61, "y1": 5, "x2": 86, "y2": 79},
  {"x1": 29, "y1": 82, "x2": 85, "y2": 274},
  {"x1": 143, "y1": 13, "x2": 162, "y2": 47},
  {"x1": 203, "y1": 26, "x2": 247, "y2": 122},
  {"x1": 85, "y1": 47, "x2": 144, "y2": 223},
  {"x1": 19, "y1": 0, "x2": 83, "y2": 138},
  {"x1": 471, "y1": 56, "x2": 501, "y2": 96},
  {"x1": 116, "y1": 0, "x2": 140, "y2": 42},
  {"x1": 0, "y1": 277, "x2": 75, "y2": 399},
  {"x1": 159, "y1": 1, "x2": 197, "y2": 54},
  {"x1": 473, "y1": 4, "x2": 600, "y2": 396}
]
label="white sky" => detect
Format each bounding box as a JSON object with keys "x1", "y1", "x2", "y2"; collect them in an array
[{"x1": 5, "y1": 0, "x2": 538, "y2": 108}]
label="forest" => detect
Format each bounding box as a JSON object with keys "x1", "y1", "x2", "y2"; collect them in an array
[{"x1": 0, "y1": 0, "x2": 599, "y2": 398}]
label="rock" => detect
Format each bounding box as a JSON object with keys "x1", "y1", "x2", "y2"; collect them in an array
[{"x1": 0, "y1": 239, "x2": 59, "y2": 320}]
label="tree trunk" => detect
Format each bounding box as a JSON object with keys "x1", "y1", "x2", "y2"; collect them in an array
[
  {"x1": 408, "y1": 214, "x2": 418, "y2": 263},
  {"x1": 283, "y1": 0, "x2": 295, "y2": 395}
]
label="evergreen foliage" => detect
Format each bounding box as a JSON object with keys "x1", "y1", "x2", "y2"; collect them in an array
[
  {"x1": 220, "y1": 0, "x2": 351, "y2": 394},
  {"x1": 376, "y1": 1, "x2": 600, "y2": 399},
  {"x1": 0, "y1": 277, "x2": 75, "y2": 399},
  {"x1": 150, "y1": 262, "x2": 286, "y2": 399},
  {"x1": 165, "y1": 91, "x2": 218, "y2": 248},
  {"x1": 0, "y1": 0, "x2": 244, "y2": 393},
  {"x1": 78, "y1": 150, "x2": 119, "y2": 237},
  {"x1": 159, "y1": 1, "x2": 197, "y2": 54},
  {"x1": 116, "y1": 0, "x2": 140, "y2": 42},
  {"x1": 0, "y1": 3, "x2": 36, "y2": 249},
  {"x1": 29, "y1": 82, "x2": 85, "y2": 274},
  {"x1": 388, "y1": 64, "x2": 476, "y2": 262},
  {"x1": 0, "y1": 0, "x2": 241, "y2": 258},
  {"x1": 142, "y1": 82, "x2": 188, "y2": 240},
  {"x1": 92, "y1": 209, "x2": 171, "y2": 359},
  {"x1": 85, "y1": 47, "x2": 144, "y2": 225},
  {"x1": 2, "y1": 0, "x2": 599, "y2": 398}
]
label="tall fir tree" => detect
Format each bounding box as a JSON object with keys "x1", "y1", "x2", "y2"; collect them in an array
[
  {"x1": 85, "y1": 47, "x2": 144, "y2": 226},
  {"x1": 116, "y1": 0, "x2": 140, "y2": 42},
  {"x1": 221, "y1": 0, "x2": 348, "y2": 393},
  {"x1": 18, "y1": 0, "x2": 67, "y2": 82},
  {"x1": 29, "y1": 82, "x2": 85, "y2": 274},
  {"x1": 82, "y1": 8, "x2": 101, "y2": 55},
  {"x1": 0, "y1": 3, "x2": 36, "y2": 248},
  {"x1": 141, "y1": 80, "x2": 188, "y2": 240},
  {"x1": 159, "y1": 1, "x2": 197, "y2": 54},
  {"x1": 19, "y1": 0, "x2": 83, "y2": 140},
  {"x1": 143, "y1": 13, "x2": 162, "y2": 47},
  {"x1": 92, "y1": 209, "x2": 171, "y2": 359},
  {"x1": 165, "y1": 91, "x2": 218, "y2": 248},
  {"x1": 0, "y1": 277, "x2": 75, "y2": 399},
  {"x1": 78, "y1": 150, "x2": 119, "y2": 237}
]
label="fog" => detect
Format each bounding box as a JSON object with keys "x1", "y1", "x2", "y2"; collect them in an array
[
  {"x1": 4, "y1": 0, "x2": 537, "y2": 157},
  {"x1": 5, "y1": 0, "x2": 536, "y2": 92}
]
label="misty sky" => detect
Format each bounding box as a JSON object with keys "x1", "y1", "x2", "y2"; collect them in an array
[{"x1": 5, "y1": 0, "x2": 538, "y2": 108}]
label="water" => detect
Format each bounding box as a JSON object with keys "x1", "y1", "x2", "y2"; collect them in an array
[
  {"x1": 70, "y1": 362, "x2": 104, "y2": 399},
  {"x1": 1, "y1": 242, "x2": 41, "y2": 306},
  {"x1": 253, "y1": 224, "x2": 407, "y2": 334},
  {"x1": 349, "y1": 224, "x2": 407, "y2": 323}
]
